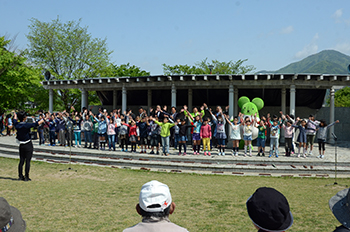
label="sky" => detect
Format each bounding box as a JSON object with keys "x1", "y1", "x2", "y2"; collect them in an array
[{"x1": 1, "y1": 0, "x2": 350, "y2": 75}]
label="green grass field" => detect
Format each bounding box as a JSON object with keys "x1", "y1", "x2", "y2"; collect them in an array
[{"x1": 0, "y1": 157, "x2": 348, "y2": 232}]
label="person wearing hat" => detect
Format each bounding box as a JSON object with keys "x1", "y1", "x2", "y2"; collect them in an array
[
  {"x1": 246, "y1": 187, "x2": 293, "y2": 232},
  {"x1": 0, "y1": 197, "x2": 26, "y2": 231},
  {"x1": 123, "y1": 180, "x2": 188, "y2": 232},
  {"x1": 329, "y1": 188, "x2": 350, "y2": 231},
  {"x1": 13, "y1": 111, "x2": 44, "y2": 181}
]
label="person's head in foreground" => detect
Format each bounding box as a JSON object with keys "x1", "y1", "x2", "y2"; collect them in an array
[
  {"x1": 329, "y1": 187, "x2": 350, "y2": 232},
  {"x1": 123, "y1": 180, "x2": 188, "y2": 232},
  {"x1": 246, "y1": 187, "x2": 293, "y2": 232},
  {"x1": 0, "y1": 197, "x2": 26, "y2": 232}
]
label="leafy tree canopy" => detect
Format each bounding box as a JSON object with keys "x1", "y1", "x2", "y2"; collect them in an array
[
  {"x1": 26, "y1": 17, "x2": 113, "y2": 111},
  {"x1": 334, "y1": 87, "x2": 350, "y2": 107},
  {"x1": 162, "y1": 58, "x2": 255, "y2": 75},
  {"x1": 0, "y1": 36, "x2": 46, "y2": 113},
  {"x1": 103, "y1": 63, "x2": 150, "y2": 77}
]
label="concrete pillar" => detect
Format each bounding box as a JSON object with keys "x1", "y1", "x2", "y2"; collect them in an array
[
  {"x1": 148, "y1": 89, "x2": 152, "y2": 112},
  {"x1": 281, "y1": 87, "x2": 286, "y2": 143},
  {"x1": 227, "y1": 84, "x2": 234, "y2": 148},
  {"x1": 122, "y1": 84, "x2": 127, "y2": 113},
  {"x1": 329, "y1": 87, "x2": 335, "y2": 144},
  {"x1": 188, "y1": 89, "x2": 193, "y2": 110},
  {"x1": 229, "y1": 84, "x2": 234, "y2": 117},
  {"x1": 81, "y1": 89, "x2": 88, "y2": 110},
  {"x1": 49, "y1": 89, "x2": 54, "y2": 113},
  {"x1": 113, "y1": 90, "x2": 117, "y2": 110},
  {"x1": 171, "y1": 84, "x2": 176, "y2": 107},
  {"x1": 290, "y1": 85, "x2": 296, "y2": 116},
  {"x1": 234, "y1": 87, "x2": 238, "y2": 116}
]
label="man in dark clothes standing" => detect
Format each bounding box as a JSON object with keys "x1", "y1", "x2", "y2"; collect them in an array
[{"x1": 13, "y1": 111, "x2": 44, "y2": 181}]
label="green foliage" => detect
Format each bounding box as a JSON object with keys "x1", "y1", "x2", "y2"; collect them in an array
[
  {"x1": 0, "y1": 36, "x2": 47, "y2": 112},
  {"x1": 26, "y1": 17, "x2": 113, "y2": 111},
  {"x1": 104, "y1": 63, "x2": 150, "y2": 77},
  {"x1": 334, "y1": 87, "x2": 350, "y2": 107},
  {"x1": 163, "y1": 58, "x2": 255, "y2": 75}
]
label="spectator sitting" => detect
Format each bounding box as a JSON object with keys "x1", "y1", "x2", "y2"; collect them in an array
[
  {"x1": 123, "y1": 180, "x2": 188, "y2": 232},
  {"x1": 329, "y1": 187, "x2": 350, "y2": 232},
  {"x1": 0, "y1": 197, "x2": 26, "y2": 231},
  {"x1": 246, "y1": 187, "x2": 293, "y2": 232}
]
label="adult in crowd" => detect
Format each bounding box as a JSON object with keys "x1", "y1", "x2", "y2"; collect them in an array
[
  {"x1": 0, "y1": 197, "x2": 26, "y2": 231},
  {"x1": 246, "y1": 187, "x2": 293, "y2": 232},
  {"x1": 123, "y1": 180, "x2": 188, "y2": 232},
  {"x1": 14, "y1": 111, "x2": 44, "y2": 181},
  {"x1": 0, "y1": 112, "x2": 5, "y2": 135},
  {"x1": 329, "y1": 187, "x2": 350, "y2": 232}
]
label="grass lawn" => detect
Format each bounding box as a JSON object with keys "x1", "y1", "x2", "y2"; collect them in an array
[{"x1": 0, "y1": 157, "x2": 348, "y2": 232}]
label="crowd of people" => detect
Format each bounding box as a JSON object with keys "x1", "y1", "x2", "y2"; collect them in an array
[{"x1": 1, "y1": 103, "x2": 340, "y2": 159}]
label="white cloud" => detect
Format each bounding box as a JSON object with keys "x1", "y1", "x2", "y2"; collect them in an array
[
  {"x1": 333, "y1": 9, "x2": 343, "y2": 19},
  {"x1": 280, "y1": 26, "x2": 294, "y2": 34},
  {"x1": 334, "y1": 42, "x2": 350, "y2": 54},
  {"x1": 294, "y1": 33, "x2": 319, "y2": 59}
]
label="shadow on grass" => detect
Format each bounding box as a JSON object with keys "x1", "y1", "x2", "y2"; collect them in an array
[{"x1": 0, "y1": 176, "x2": 21, "y2": 181}]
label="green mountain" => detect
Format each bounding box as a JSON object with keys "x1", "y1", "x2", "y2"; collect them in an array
[{"x1": 258, "y1": 50, "x2": 350, "y2": 74}]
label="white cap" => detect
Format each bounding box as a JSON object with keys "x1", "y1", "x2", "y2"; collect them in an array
[{"x1": 139, "y1": 180, "x2": 172, "y2": 212}]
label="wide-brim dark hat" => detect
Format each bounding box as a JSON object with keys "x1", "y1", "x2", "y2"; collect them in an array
[
  {"x1": 329, "y1": 188, "x2": 350, "y2": 229},
  {"x1": 246, "y1": 187, "x2": 293, "y2": 232},
  {"x1": 0, "y1": 198, "x2": 26, "y2": 232}
]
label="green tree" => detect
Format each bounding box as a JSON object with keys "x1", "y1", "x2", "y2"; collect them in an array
[
  {"x1": 26, "y1": 17, "x2": 112, "y2": 111},
  {"x1": 162, "y1": 58, "x2": 255, "y2": 75},
  {"x1": 0, "y1": 36, "x2": 46, "y2": 112},
  {"x1": 104, "y1": 63, "x2": 150, "y2": 77},
  {"x1": 334, "y1": 87, "x2": 350, "y2": 107}
]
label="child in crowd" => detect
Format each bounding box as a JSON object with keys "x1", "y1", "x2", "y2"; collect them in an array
[
  {"x1": 173, "y1": 119, "x2": 181, "y2": 150},
  {"x1": 211, "y1": 108, "x2": 226, "y2": 156},
  {"x1": 114, "y1": 111, "x2": 121, "y2": 145},
  {"x1": 200, "y1": 117, "x2": 212, "y2": 156},
  {"x1": 69, "y1": 114, "x2": 83, "y2": 148},
  {"x1": 37, "y1": 114, "x2": 45, "y2": 146},
  {"x1": 119, "y1": 118, "x2": 129, "y2": 152},
  {"x1": 152, "y1": 115, "x2": 174, "y2": 156},
  {"x1": 49, "y1": 114, "x2": 56, "y2": 146},
  {"x1": 268, "y1": 118, "x2": 282, "y2": 158},
  {"x1": 137, "y1": 116, "x2": 149, "y2": 154},
  {"x1": 124, "y1": 117, "x2": 137, "y2": 153},
  {"x1": 256, "y1": 119, "x2": 266, "y2": 157},
  {"x1": 293, "y1": 117, "x2": 307, "y2": 158},
  {"x1": 316, "y1": 119, "x2": 339, "y2": 158},
  {"x1": 149, "y1": 117, "x2": 160, "y2": 155},
  {"x1": 305, "y1": 114, "x2": 320, "y2": 155},
  {"x1": 241, "y1": 113, "x2": 255, "y2": 157},
  {"x1": 187, "y1": 112, "x2": 203, "y2": 155},
  {"x1": 82, "y1": 111, "x2": 93, "y2": 148},
  {"x1": 56, "y1": 112, "x2": 67, "y2": 146},
  {"x1": 106, "y1": 116, "x2": 116, "y2": 151},
  {"x1": 178, "y1": 118, "x2": 194, "y2": 156},
  {"x1": 94, "y1": 114, "x2": 107, "y2": 150},
  {"x1": 225, "y1": 115, "x2": 241, "y2": 156},
  {"x1": 281, "y1": 114, "x2": 294, "y2": 157}
]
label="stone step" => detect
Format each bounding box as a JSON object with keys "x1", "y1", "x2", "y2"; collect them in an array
[{"x1": 0, "y1": 145, "x2": 348, "y2": 177}]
